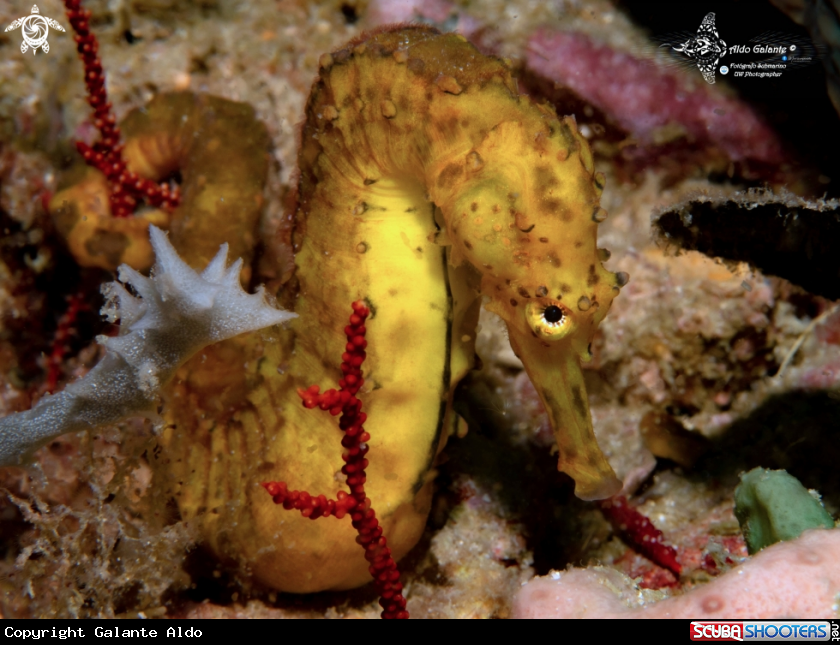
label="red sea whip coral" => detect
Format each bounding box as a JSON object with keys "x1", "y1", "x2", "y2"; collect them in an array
[
  {"x1": 44, "y1": 291, "x2": 88, "y2": 393},
  {"x1": 261, "y1": 302, "x2": 410, "y2": 620},
  {"x1": 599, "y1": 495, "x2": 682, "y2": 585},
  {"x1": 63, "y1": 0, "x2": 179, "y2": 218},
  {"x1": 45, "y1": 0, "x2": 181, "y2": 389}
]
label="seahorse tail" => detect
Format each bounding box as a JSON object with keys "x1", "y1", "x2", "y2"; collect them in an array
[{"x1": 49, "y1": 92, "x2": 271, "y2": 278}]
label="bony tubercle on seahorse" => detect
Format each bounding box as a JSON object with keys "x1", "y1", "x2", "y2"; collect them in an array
[{"x1": 44, "y1": 25, "x2": 627, "y2": 593}]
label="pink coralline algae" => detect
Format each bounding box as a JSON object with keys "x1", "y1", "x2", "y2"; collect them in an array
[
  {"x1": 526, "y1": 30, "x2": 784, "y2": 165},
  {"x1": 513, "y1": 529, "x2": 840, "y2": 619}
]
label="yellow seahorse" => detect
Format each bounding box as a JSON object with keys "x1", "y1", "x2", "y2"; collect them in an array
[
  {"x1": 50, "y1": 92, "x2": 271, "y2": 279},
  {"x1": 50, "y1": 25, "x2": 625, "y2": 593}
]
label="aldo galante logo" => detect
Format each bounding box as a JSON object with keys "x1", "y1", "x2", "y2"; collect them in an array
[
  {"x1": 661, "y1": 12, "x2": 818, "y2": 85},
  {"x1": 5, "y1": 5, "x2": 65, "y2": 55},
  {"x1": 673, "y1": 13, "x2": 727, "y2": 84}
]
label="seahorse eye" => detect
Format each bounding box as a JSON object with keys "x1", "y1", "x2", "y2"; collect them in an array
[
  {"x1": 543, "y1": 305, "x2": 563, "y2": 324},
  {"x1": 525, "y1": 300, "x2": 574, "y2": 341}
]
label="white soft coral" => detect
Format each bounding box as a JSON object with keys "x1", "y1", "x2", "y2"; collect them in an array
[{"x1": 0, "y1": 226, "x2": 296, "y2": 466}]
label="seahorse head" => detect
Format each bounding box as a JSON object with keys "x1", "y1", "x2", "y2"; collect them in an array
[{"x1": 439, "y1": 113, "x2": 625, "y2": 500}]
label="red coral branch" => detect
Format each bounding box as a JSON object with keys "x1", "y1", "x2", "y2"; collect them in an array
[
  {"x1": 45, "y1": 291, "x2": 89, "y2": 393},
  {"x1": 599, "y1": 496, "x2": 682, "y2": 580},
  {"x1": 261, "y1": 301, "x2": 409, "y2": 619},
  {"x1": 63, "y1": 0, "x2": 180, "y2": 218}
]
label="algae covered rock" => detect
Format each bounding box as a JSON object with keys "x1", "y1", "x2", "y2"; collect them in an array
[{"x1": 734, "y1": 467, "x2": 835, "y2": 554}]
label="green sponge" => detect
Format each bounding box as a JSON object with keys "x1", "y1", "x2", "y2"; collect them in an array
[{"x1": 734, "y1": 467, "x2": 835, "y2": 554}]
